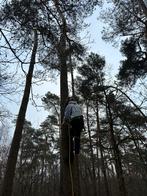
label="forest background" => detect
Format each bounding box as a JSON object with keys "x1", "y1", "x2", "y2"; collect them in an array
[{"x1": 0, "y1": 1, "x2": 147, "y2": 196}]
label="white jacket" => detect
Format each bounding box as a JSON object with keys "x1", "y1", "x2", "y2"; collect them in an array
[{"x1": 64, "y1": 101, "x2": 82, "y2": 120}]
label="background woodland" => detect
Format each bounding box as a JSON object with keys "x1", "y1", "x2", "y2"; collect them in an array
[{"x1": 0, "y1": 0, "x2": 147, "y2": 196}]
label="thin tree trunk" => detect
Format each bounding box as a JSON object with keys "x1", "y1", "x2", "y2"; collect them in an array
[
  {"x1": 80, "y1": 158, "x2": 91, "y2": 196},
  {"x1": 86, "y1": 102, "x2": 97, "y2": 196},
  {"x1": 123, "y1": 122, "x2": 147, "y2": 180},
  {"x1": 107, "y1": 86, "x2": 147, "y2": 121},
  {"x1": 104, "y1": 90, "x2": 128, "y2": 196},
  {"x1": 1, "y1": 30, "x2": 38, "y2": 196},
  {"x1": 115, "y1": 109, "x2": 147, "y2": 176},
  {"x1": 69, "y1": 55, "x2": 75, "y2": 97},
  {"x1": 95, "y1": 141, "x2": 101, "y2": 196},
  {"x1": 96, "y1": 101, "x2": 111, "y2": 196}
]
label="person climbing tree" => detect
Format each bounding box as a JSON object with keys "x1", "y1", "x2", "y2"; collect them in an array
[{"x1": 63, "y1": 97, "x2": 84, "y2": 158}]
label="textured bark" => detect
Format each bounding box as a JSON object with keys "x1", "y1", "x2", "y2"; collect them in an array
[
  {"x1": 58, "y1": 29, "x2": 71, "y2": 195},
  {"x1": 53, "y1": 1, "x2": 74, "y2": 195},
  {"x1": 73, "y1": 155, "x2": 81, "y2": 196},
  {"x1": 53, "y1": 1, "x2": 81, "y2": 196},
  {"x1": 1, "y1": 30, "x2": 38, "y2": 196},
  {"x1": 53, "y1": 1, "x2": 81, "y2": 195},
  {"x1": 60, "y1": 123, "x2": 74, "y2": 196},
  {"x1": 59, "y1": 35, "x2": 79, "y2": 196}
]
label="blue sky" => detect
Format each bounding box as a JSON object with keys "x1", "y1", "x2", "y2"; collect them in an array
[{"x1": 82, "y1": 7, "x2": 122, "y2": 78}]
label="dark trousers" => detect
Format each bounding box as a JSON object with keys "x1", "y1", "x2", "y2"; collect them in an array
[{"x1": 70, "y1": 116, "x2": 84, "y2": 154}]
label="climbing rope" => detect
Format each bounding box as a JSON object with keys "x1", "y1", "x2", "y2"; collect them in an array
[{"x1": 68, "y1": 123, "x2": 74, "y2": 196}]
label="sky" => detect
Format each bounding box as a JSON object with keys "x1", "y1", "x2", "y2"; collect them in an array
[
  {"x1": 1, "y1": 4, "x2": 124, "y2": 135},
  {"x1": 82, "y1": 8, "x2": 122, "y2": 77}
]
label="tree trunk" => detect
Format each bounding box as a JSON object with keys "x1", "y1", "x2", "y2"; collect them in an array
[
  {"x1": 53, "y1": 1, "x2": 80, "y2": 195},
  {"x1": 69, "y1": 55, "x2": 75, "y2": 97},
  {"x1": 114, "y1": 109, "x2": 147, "y2": 178},
  {"x1": 104, "y1": 91, "x2": 128, "y2": 196},
  {"x1": 123, "y1": 121, "x2": 147, "y2": 181},
  {"x1": 80, "y1": 157, "x2": 91, "y2": 196},
  {"x1": 59, "y1": 49, "x2": 72, "y2": 196},
  {"x1": 1, "y1": 30, "x2": 38, "y2": 196},
  {"x1": 56, "y1": 8, "x2": 73, "y2": 196},
  {"x1": 96, "y1": 101, "x2": 111, "y2": 196},
  {"x1": 95, "y1": 144, "x2": 101, "y2": 196},
  {"x1": 86, "y1": 102, "x2": 97, "y2": 196},
  {"x1": 73, "y1": 155, "x2": 81, "y2": 196}
]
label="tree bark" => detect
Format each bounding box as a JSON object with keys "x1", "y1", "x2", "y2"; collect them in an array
[
  {"x1": 73, "y1": 155, "x2": 81, "y2": 196},
  {"x1": 1, "y1": 30, "x2": 38, "y2": 196},
  {"x1": 54, "y1": 3, "x2": 73, "y2": 196},
  {"x1": 53, "y1": 1, "x2": 81, "y2": 195}
]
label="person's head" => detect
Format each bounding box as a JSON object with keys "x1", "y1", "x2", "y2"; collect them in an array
[
  {"x1": 68, "y1": 96, "x2": 75, "y2": 102},
  {"x1": 65, "y1": 96, "x2": 76, "y2": 107}
]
